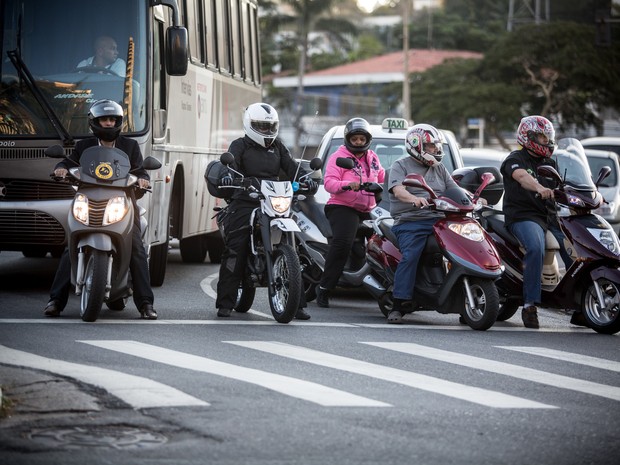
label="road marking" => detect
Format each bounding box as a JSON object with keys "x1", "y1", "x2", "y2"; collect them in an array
[
  {"x1": 225, "y1": 341, "x2": 554, "y2": 409},
  {"x1": 497, "y1": 346, "x2": 620, "y2": 372},
  {"x1": 0, "y1": 344, "x2": 207, "y2": 409},
  {"x1": 0, "y1": 319, "x2": 587, "y2": 332},
  {"x1": 200, "y1": 272, "x2": 272, "y2": 319},
  {"x1": 80, "y1": 340, "x2": 389, "y2": 407},
  {"x1": 366, "y1": 342, "x2": 620, "y2": 402}
]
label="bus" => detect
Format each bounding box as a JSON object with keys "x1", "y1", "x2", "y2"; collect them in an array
[{"x1": 0, "y1": 0, "x2": 262, "y2": 285}]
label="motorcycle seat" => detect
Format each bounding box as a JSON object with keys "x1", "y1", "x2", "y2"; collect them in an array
[
  {"x1": 485, "y1": 214, "x2": 521, "y2": 248},
  {"x1": 297, "y1": 195, "x2": 333, "y2": 239},
  {"x1": 377, "y1": 218, "x2": 398, "y2": 246}
]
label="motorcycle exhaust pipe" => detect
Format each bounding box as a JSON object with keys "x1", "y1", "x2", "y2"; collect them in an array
[{"x1": 362, "y1": 274, "x2": 386, "y2": 300}]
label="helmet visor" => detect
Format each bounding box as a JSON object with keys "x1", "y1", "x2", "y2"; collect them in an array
[{"x1": 251, "y1": 120, "x2": 278, "y2": 136}]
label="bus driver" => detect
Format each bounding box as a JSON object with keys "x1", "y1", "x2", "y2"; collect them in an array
[{"x1": 76, "y1": 35, "x2": 127, "y2": 76}]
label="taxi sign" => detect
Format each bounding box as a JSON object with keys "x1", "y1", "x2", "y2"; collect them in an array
[{"x1": 382, "y1": 118, "x2": 408, "y2": 131}]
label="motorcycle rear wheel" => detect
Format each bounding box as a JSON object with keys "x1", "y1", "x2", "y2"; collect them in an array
[
  {"x1": 299, "y1": 252, "x2": 320, "y2": 302},
  {"x1": 460, "y1": 277, "x2": 499, "y2": 331},
  {"x1": 106, "y1": 297, "x2": 127, "y2": 311},
  {"x1": 583, "y1": 278, "x2": 620, "y2": 335},
  {"x1": 496, "y1": 299, "x2": 519, "y2": 321},
  {"x1": 234, "y1": 284, "x2": 256, "y2": 313},
  {"x1": 80, "y1": 250, "x2": 108, "y2": 322},
  {"x1": 269, "y1": 244, "x2": 301, "y2": 323}
]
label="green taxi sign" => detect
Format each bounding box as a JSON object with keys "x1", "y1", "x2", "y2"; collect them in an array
[{"x1": 382, "y1": 118, "x2": 408, "y2": 131}]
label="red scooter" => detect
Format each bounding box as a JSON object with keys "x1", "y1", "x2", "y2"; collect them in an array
[
  {"x1": 481, "y1": 138, "x2": 620, "y2": 335},
  {"x1": 363, "y1": 170, "x2": 503, "y2": 330}
]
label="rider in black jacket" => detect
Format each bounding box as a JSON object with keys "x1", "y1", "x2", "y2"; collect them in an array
[{"x1": 215, "y1": 103, "x2": 316, "y2": 319}]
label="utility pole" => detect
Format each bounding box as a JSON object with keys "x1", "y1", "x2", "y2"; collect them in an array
[{"x1": 402, "y1": 0, "x2": 411, "y2": 123}]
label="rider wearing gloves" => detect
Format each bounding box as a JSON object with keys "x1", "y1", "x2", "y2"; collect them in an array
[
  {"x1": 315, "y1": 117, "x2": 385, "y2": 308},
  {"x1": 43, "y1": 99, "x2": 157, "y2": 320},
  {"x1": 500, "y1": 115, "x2": 558, "y2": 329},
  {"x1": 215, "y1": 102, "x2": 317, "y2": 319},
  {"x1": 387, "y1": 124, "x2": 458, "y2": 324}
]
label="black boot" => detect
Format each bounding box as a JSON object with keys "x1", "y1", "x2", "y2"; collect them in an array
[
  {"x1": 316, "y1": 285, "x2": 330, "y2": 308},
  {"x1": 387, "y1": 298, "x2": 404, "y2": 324}
]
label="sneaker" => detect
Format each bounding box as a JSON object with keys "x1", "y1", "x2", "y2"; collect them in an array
[
  {"x1": 295, "y1": 308, "x2": 311, "y2": 320},
  {"x1": 316, "y1": 285, "x2": 330, "y2": 308},
  {"x1": 521, "y1": 305, "x2": 539, "y2": 329},
  {"x1": 387, "y1": 310, "x2": 403, "y2": 324},
  {"x1": 570, "y1": 310, "x2": 589, "y2": 327},
  {"x1": 139, "y1": 303, "x2": 158, "y2": 320},
  {"x1": 43, "y1": 300, "x2": 62, "y2": 317},
  {"x1": 217, "y1": 308, "x2": 232, "y2": 318}
]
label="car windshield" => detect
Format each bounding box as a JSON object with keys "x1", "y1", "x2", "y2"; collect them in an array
[
  {"x1": 551, "y1": 138, "x2": 596, "y2": 189},
  {"x1": 324, "y1": 137, "x2": 459, "y2": 173}
]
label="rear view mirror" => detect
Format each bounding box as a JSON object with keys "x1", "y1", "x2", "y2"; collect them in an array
[
  {"x1": 336, "y1": 157, "x2": 355, "y2": 169},
  {"x1": 166, "y1": 26, "x2": 188, "y2": 76},
  {"x1": 220, "y1": 152, "x2": 234, "y2": 166}
]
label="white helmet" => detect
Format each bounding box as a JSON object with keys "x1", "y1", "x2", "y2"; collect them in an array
[
  {"x1": 243, "y1": 103, "x2": 279, "y2": 148},
  {"x1": 405, "y1": 124, "x2": 444, "y2": 167}
]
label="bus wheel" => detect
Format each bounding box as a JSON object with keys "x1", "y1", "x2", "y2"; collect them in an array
[{"x1": 180, "y1": 234, "x2": 207, "y2": 263}]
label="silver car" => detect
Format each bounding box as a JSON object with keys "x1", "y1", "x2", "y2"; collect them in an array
[{"x1": 585, "y1": 148, "x2": 620, "y2": 232}]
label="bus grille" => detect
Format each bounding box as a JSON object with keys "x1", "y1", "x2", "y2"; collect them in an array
[
  {"x1": 0, "y1": 210, "x2": 66, "y2": 245},
  {"x1": 0, "y1": 147, "x2": 74, "y2": 160},
  {"x1": 0, "y1": 179, "x2": 75, "y2": 201}
]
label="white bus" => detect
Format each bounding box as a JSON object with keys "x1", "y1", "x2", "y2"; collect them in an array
[{"x1": 0, "y1": 0, "x2": 262, "y2": 285}]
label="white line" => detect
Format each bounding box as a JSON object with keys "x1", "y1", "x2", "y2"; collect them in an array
[
  {"x1": 80, "y1": 340, "x2": 389, "y2": 407},
  {"x1": 200, "y1": 272, "x2": 279, "y2": 319},
  {"x1": 497, "y1": 346, "x2": 620, "y2": 372},
  {"x1": 365, "y1": 342, "x2": 620, "y2": 402},
  {"x1": 0, "y1": 344, "x2": 207, "y2": 409},
  {"x1": 225, "y1": 341, "x2": 554, "y2": 409}
]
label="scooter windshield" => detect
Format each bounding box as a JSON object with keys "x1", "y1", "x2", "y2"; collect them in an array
[
  {"x1": 552, "y1": 138, "x2": 595, "y2": 190},
  {"x1": 78, "y1": 146, "x2": 132, "y2": 186}
]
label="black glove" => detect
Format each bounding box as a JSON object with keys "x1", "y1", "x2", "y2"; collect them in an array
[
  {"x1": 219, "y1": 175, "x2": 233, "y2": 187},
  {"x1": 305, "y1": 179, "x2": 318, "y2": 195}
]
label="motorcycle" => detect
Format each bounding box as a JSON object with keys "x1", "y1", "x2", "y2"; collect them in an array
[
  {"x1": 215, "y1": 152, "x2": 322, "y2": 323},
  {"x1": 293, "y1": 156, "x2": 387, "y2": 301},
  {"x1": 363, "y1": 170, "x2": 503, "y2": 330},
  {"x1": 45, "y1": 144, "x2": 161, "y2": 322},
  {"x1": 481, "y1": 138, "x2": 620, "y2": 335}
]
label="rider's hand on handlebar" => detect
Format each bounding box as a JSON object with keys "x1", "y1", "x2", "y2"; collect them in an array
[
  {"x1": 54, "y1": 168, "x2": 68, "y2": 178},
  {"x1": 412, "y1": 196, "x2": 429, "y2": 208},
  {"x1": 536, "y1": 185, "x2": 554, "y2": 200},
  {"x1": 305, "y1": 179, "x2": 319, "y2": 194},
  {"x1": 219, "y1": 175, "x2": 233, "y2": 187},
  {"x1": 347, "y1": 182, "x2": 360, "y2": 192},
  {"x1": 138, "y1": 178, "x2": 150, "y2": 189}
]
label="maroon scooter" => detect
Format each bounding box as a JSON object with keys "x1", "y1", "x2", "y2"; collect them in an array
[
  {"x1": 481, "y1": 138, "x2": 620, "y2": 335},
  {"x1": 363, "y1": 170, "x2": 503, "y2": 330}
]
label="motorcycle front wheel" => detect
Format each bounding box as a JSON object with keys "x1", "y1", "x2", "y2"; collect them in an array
[
  {"x1": 583, "y1": 278, "x2": 620, "y2": 334},
  {"x1": 269, "y1": 244, "x2": 302, "y2": 323},
  {"x1": 80, "y1": 249, "x2": 109, "y2": 322},
  {"x1": 234, "y1": 282, "x2": 256, "y2": 313},
  {"x1": 460, "y1": 277, "x2": 499, "y2": 331}
]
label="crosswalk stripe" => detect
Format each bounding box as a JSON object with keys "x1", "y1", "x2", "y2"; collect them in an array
[
  {"x1": 225, "y1": 341, "x2": 554, "y2": 409},
  {"x1": 0, "y1": 344, "x2": 207, "y2": 409},
  {"x1": 365, "y1": 342, "x2": 620, "y2": 401},
  {"x1": 497, "y1": 346, "x2": 620, "y2": 372},
  {"x1": 80, "y1": 340, "x2": 389, "y2": 407}
]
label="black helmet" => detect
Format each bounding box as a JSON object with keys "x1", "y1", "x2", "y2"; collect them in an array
[
  {"x1": 88, "y1": 99, "x2": 123, "y2": 141},
  {"x1": 344, "y1": 117, "x2": 372, "y2": 154}
]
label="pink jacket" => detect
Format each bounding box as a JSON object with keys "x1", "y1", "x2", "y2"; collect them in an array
[{"x1": 324, "y1": 145, "x2": 386, "y2": 212}]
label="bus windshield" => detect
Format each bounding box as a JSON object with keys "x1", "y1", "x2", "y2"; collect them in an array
[{"x1": 0, "y1": 0, "x2": 147, "y2": 138}]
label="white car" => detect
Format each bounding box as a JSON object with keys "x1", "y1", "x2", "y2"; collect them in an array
[
  {"x1": 585, "y1": 148, "x2": 620, "y2": 232},
  {"x1": 460, "y1": 147, "x2": 509, "y2": 170},
  {"x1": 581, "y1": 136, "x2": 620, "y2": 159}
]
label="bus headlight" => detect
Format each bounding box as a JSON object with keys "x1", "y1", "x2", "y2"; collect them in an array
[
  {"x1": 73, "y1": 193, "x2": 89, "y2": 225},
  {"x1": 269, "y1": 196, "x2": 291, "y2": 214},
  {"x1": 103, "y1": 196, "x2": 129, "y2": 225},
  {"x1": 448, "y1": 222, "x2": 484, "y2": 242}
]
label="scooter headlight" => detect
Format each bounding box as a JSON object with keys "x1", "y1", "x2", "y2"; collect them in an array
[
  {"x1": 448, "y1": 222, "x2": 484, "y2": 242},
  {"x1": 73, "y1": 193, "x2": 89, "y2": 225},
  {"x1": 269, "y1": 196, "x2": 292, "y2": 214},
  {"x1": 588, "y1": 227, "x2": 620, "y2": 255},
  {"x1": 103, "y1": 196, "x2": 129, "y2": 225}
]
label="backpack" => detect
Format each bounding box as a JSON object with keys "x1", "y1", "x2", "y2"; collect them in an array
[{"x1": 204, "y1": 159, "x2": 233, "y2": 199}]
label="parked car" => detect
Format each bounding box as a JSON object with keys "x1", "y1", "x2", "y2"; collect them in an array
[
  {"x1": 460, "y1": 147, "x2": 509, "y2": 170},
  {"x1": 580, "y1": 137, "x2": 620, "y2": 159},
  {"x1": 308, "y1": 118, "x2": 464, "y2": 206},
  {"x1": 585, "y1": 148, "x2": 620, "y2": 232}
]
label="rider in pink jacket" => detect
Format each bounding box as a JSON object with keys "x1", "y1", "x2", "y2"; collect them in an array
[{"x1": 315, "y1": 118, "x2": 386, "y2": 308}]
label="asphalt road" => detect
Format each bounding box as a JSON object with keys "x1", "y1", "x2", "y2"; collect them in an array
[{"x1": 0, "y1": 247, "x2": 619, "y2": 465}]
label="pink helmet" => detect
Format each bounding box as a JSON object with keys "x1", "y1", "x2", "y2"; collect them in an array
[{"x1": 516, "y1": 115, "x2": 556, "y2": 158}]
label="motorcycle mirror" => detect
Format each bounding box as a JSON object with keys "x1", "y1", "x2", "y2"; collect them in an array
[
  {"x1": 336, "y1": 157, "x2": 355, "y2": 169},
  {"x1": 595, "y1": 166, "x2": 612, "y2": 187},
  {"x1": 309, "y1": 157, "x2": 323, "y2": 171},
  {"x1": 403, "y1": 174, "x2": 436, "y2": 198},
  {"x1": 45, "y1": 144, "x2": 66, "y2": 158},
  {"x1": 220, "y1": 152, "x2": 234, "y2": 166},
  {"x1": 479, "y1": 172, "x2": 495, "y2": 188},
  {"x1": 537, "y1": 165, "x2": 561, "y2": 183},
  {"x1": 142, "y1": 156, "x2": 162, "y2": 171}
]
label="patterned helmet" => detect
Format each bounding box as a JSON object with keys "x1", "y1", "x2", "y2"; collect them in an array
[
  {"x1": 516, "y1": 115, "x2": 555, "y2": 158},
  {"x1": 405, "y1": 124, "x2": 444, "y2": 167}
]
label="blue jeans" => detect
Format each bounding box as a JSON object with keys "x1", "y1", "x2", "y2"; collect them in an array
[
  {"x1": 392, "y1": 219, "x2": 436, "y2": 300},
  {"x1": 508, "y1": 221, "x2": 545, "y2": 306}
]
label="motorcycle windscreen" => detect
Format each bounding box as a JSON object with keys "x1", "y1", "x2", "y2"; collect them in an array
[{"x1": 78, "y1": 146, "x2": 132, "y2": 186}]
